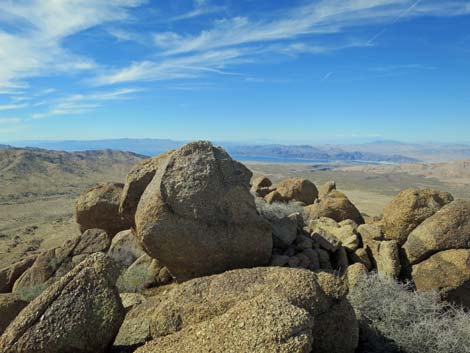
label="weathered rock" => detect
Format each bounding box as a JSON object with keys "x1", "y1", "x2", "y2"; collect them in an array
[
  {"x1": 146, "y1": 267, "x2": 358, "y2": 353},
  {"x1": 402, "y1": 200, "x2": 470, "y2": 266},
  {"x1": 114, "y1": 296, "x2": 162, "y2": 350},
  {"x1": 119, "y1": 151, "x2": 173, "y2": 227},
  {"x1": 382, "y1": 188, "x2": 453, "y2": 245},
  {"x1": 333, "y1": 246, "x2": 349, "y2": 274},
  {"x1": 0, "y1": 256, "x2": 36, "y2": 293},
  {"x1": 250, "y1": 176, "x2": 273, "y2": 197},
  {"x1": 307, "y1": 217, "x2": 360, "y2": 251},
  {"x1": 270, "y1": 254, "x2": 290, "y2": 267},
  {"x1": 376, "y1": 240, "x2": 401, "y2": 279},
  {"x1": 149, "y1": 258, "x2": 173, "y2": 286},
  {"x1": 412, "y1": 249, "x2": 470, "y2": 308},
  {"x1": 0, "y1": 253, "x2": 125, "y2": 353},
  {"x1": 120, "y1": 293, "x2": 147, "y2": 313},
  {"x1": 304, "y1": 191, "x2": 364, "y2": 225},
  {"x1": 349, "y1": 248, "x2": 372, "y2": 270},
  {"x1": 345, "y1": 263, "x2": 368, "y2": 289},
  {"x1": 319, "y1": 180, "x2": 336, "y2": 198},
  {"x1": 0, "y1": 294, "x2": 27, "y2": 335},
  {"x1": 301, "y1": 248, "x2": 320, "y2": 270},
  {"x1": 135, "y1": 141, "x2": 272, "y2": 281},
  {"x1": 76, "y1": 182, "x2": 129, "y2": 237},
  {"x1": 136, "y1": 295, "x2": 314, "y2": 353},
  {"x1": 358, "y1": 223, "x2": 384, "y2": 249},
  {"x1": 13, "y1": 229, "x2": 111, "y2": 294},
  {"x1": 108, "y1": 229, "x2": 145, "y2": 267},
  {"x1": 274, "y1": 178, "x2": 318, "y2": 205},
  {"x1": 317, "y1": 249, "x2": 333, "y2": 269},
  {"x1": 271, "y1": 215, "x2": 298, "y2": 248},
  {"x1": 264, "y1": 190, "x2": 284, "y2": 203}
]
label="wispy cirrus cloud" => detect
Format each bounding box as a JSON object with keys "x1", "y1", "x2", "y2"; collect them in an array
[
  {"x1": 0, "y1": 0, "x2": 146, "y2": 92},
  {"x1": 92, "y1": 0, "x2": 470, "y2": 85},
  {"x1": 0, "y1": 117, "x2": 22, "y2": 124},
  {"x1": 31, "y1": 87, "x2": 142, "y2": 119},
  {"x1": 0, "y1": 103, "x2": 27, "y2": 111},
  {"x1": 370, "y1": 64, "x2": 438, "y2": 72},
  {"x1": 170, "y1": 0, "x2": 225, "y2": 21}
]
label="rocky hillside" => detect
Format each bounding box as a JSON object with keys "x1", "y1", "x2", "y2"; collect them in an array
[
  {"x1": 0, "y1": 148, "x2": 145, "y2": 202},
  {"x1": 0, "y1": 141, "x2": 469, "y2": 353},
  {"x1": 339, "y1": 160, "x2": 470, "y2": 185}
]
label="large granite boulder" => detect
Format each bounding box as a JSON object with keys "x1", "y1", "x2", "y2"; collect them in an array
[
  {"x1": 108, "y1": 229, "x2": 145, "y2": 267},
  {"x1": 136, "y1": 295, "x2": 314, "y2": 353},
  {"x1": 412, "y1": 249, "x2": 470, "y2": 308},
  {"x1": 0, "y1": 294, "x2": 27, "y2": 335},
  {"x1": 304, "y1": 191, "x2": 364, "y2": 225},
  {"x1": 274, "y1": 178, "x2": 318, "y2": 204},
  {"x1": 135, "y1": 141, "x2": 272, "y2": 281},
  {"x1": 0, "y1": 256, "x2": 37, "y2": 293},
  {"x1": 119, "y1": 151, "x2": 173, "y2": 227},
  {"x1": 13, "y1": 229, "x2": 111, "y2": 294},
  {"x1": 76, "y1": 182, "x2": 129, "y2": 237},
  {"x1": 402, "y1": 200, "x2": 470, "y2": 266},
  {"x1": 145, "y1": 267, "x2": 358, "y2": 353},
  {"x1": 382, "y1": 188, "x2": 453, "y2": 245},
  {"x1": 0, "y1": 253, "x2": 125, "y2": 353}
]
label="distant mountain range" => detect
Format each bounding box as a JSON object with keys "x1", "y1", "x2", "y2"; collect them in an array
[{"x1": 3, "y1": 139, "x2": 425, "y2": 163}]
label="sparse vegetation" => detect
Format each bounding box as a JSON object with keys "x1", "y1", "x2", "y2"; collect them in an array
[
  {"x1": 348, "y1": 273, "x2": 470, "y2": 353},
  {"x1": 16, "y1": 283, "x2": 48, "y2": 302},
  {"x1": 116, "y1": 265, "x2": 153, "y2": 293},
  {"x1": 255, "y1": 198, "x2": 305, "y2": 221}
]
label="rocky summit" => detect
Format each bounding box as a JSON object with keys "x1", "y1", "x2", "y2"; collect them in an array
[{"x1": 0, "y1": 141, "x2": 469, "y2": 353}]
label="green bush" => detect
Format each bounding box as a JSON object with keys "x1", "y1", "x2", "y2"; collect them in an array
[
  {"x1": 255, "y1": 198, "x2": 304, "y2": 221},
  {"x1": 16, "y1": 283, "x2": 48, "y2": 302},
  {"x1": 348, "y1": 273, "x2": 470, "y2": 353},
  {"x1": 116, "y1": 264, "x2": 153, "y2": 293}
]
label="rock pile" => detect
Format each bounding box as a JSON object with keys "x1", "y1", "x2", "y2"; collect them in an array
[
  {"x1": 0, "y1": 253, "x2": 125, "y2": 353},
  {"x1": 2, "y1": 140, "x2": 470, "y2": 353}
]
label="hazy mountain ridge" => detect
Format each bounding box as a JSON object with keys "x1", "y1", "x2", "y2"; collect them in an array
[{"x1": 5, "y1": 139, "x2": 422, "y2": 163}]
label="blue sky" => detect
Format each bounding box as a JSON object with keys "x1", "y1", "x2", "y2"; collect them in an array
[{"x1": 0, "y1": 0, "x2": 469, "y2": 143}]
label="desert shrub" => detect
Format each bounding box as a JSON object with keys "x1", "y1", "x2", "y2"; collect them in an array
[
  {"x1": 255, "y1": 198, "x2": 304, "y2": 221},
  {"x1": 116, "y1": 264, "x2": 153, "y2": 293},
  {"x1": 348, "y1": 273, "x2": 470, "y2": 353},
  {"x1": 16, "y1": 283, "x2": 48, "y2": 302}
]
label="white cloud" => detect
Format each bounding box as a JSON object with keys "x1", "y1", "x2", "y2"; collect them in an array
[
  {"x1": 94, "y1": 0, "x2": 470, "y2": 85},
  {"x1": 31, "y1": 87, "x2": 142, "y2": 119},
  {"x1": 0, "y1": 117, "x2": 22, "y2": 124},
  {"x1": 0, "y1": 0, "x2": 145, "y2": 90},
  {"x1": 170, "y1": 0, "x2": 225, "y2": 21},
  {"x1": 0, "y1": 104, "x2": 27, "y2": 111}
]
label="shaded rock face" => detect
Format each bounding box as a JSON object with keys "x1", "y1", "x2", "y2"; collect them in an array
[
  {"x1": 402, "y1": 200, "x2": 470, "y2": 266},
  {"x1": 412, "y1": 249, "x2": 470, "y2": 308},
  {"x1": 135, "y1": 141, "x2": 272, "y2": 281},
  {"x1": 108, "y1": 229, "x2": 145, "y2": 267},
  {"x1": 0, "y1": 256, "x2": 36, "y2": 293},
  {"x1": 304, "y1": 191, "x2": 365, "y2": 225},
  {"x1": 76, "y1": 182, "x2": 130, "y2": 237},
  {"x1": 0, "y1": 253, "x2": 125, "y2": 353},
  {"x1": 119, "y1": 151, "x2": 173, "y2": 228},
  {"x1": 274, "y1": 178, "x2": 318, "y2": 205},
  {"x1": 13, "y1": 229, "x2": 111, "y2": 294},
  {"x1": 136, "y1": 295, "x2": 314, "y2": 353},
  {"x1": 146, "y1": 267, "x2": 358, "y2": 353},
  {"x1": 250, "y1": 176, "x2": 274, "y2": 197},
  {"x1": 0, "y1": 294, "x2": 27, "y2": 335},
  {"x1": 318, "y1": 180, "x2": 336, "y2": 199},
  {"x1": 382, "y1": 188, "x2": 453, "y2": 245}
]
